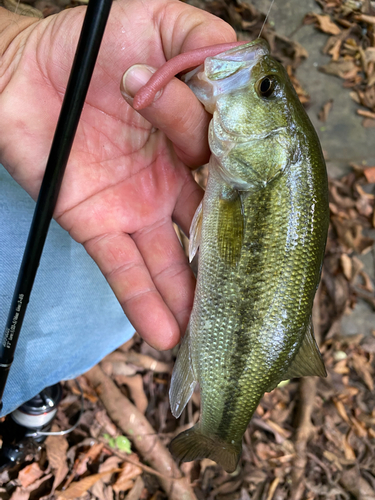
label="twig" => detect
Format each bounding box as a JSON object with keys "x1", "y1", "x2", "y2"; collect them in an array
[
  {"x1": 96, "y1": 437, "x2": 172, "y2": 482},
  {"x1": 103, "y1": 351, "x2": 172, "y2": 373},
  {"x1": 84, "y1": 365, "x2": 197, "y2": 500},
  {"x1": 290, "y1": 289, "x2": 322, "y2": 500}
]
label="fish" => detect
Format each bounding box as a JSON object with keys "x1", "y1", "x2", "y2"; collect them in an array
[{"x1": 136, "y1": 38, "x2": 329, "y2": 473}]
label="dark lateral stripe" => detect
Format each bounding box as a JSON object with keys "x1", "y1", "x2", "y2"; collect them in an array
[{"x1": 216, "y1": 183, "x2": 274, "y2": 439}]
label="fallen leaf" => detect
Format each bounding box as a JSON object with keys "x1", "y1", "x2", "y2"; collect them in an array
[
  {"x1": 9, "y1": 488, "x2": 30, "y2": 500},
  {"x1": 340, "y1": 254, "x2": 352, "y2": 280},
  {"x1": 308, "y1": 13, "x2": 342, "y2": 35},
  {"x1": 362, "y1": 118, "x2": 375, "y2": 128},
  {"x1": 318, "y1": 99, "x2": 334, "y2": 122},
  {"x1": 124, "y1": 476, "x2": 145, "y2": 500},
  {"x1": 57, "y1": 469, "x2": 121, "y2": 499},
  {"x1": 333, "y1": 399, "x2": 351, "y2": 424},
  {"x1": 75, "y1": 442, "x2": 104, "y2": 476},
  {"x1": 329, "y1": 38, "x2": 342, "y2": 61},
  {"x1": 363, "y1": 166, "x2": 375, "y2": 183},
  {"x1": 90, "y1": 480, "x2": 114, "y2": 500},
  {"x1": 18, "y1": 463, "x2": 44, "y2": 488},
  {"x1": 351, "y1": 352, "x2": 374, "y2": 391},
  {"x1": 340, "y1": 467, "x2": 375, "y2": 499},
  {"x1": 343, "y1": 432, "x2": 356, "y2": 461},
  {"x1": 45, "y1": 433, "x2": 69, "y2": 491},
  {"x1": 320, "y1": 59, "x2": 358, "y2": 79},
  {"x1": 113, "y1": 461, "x2": 142, "y2": 493},
  {"x1": 359, "y1": 270, "x2": 374, "y2": 292}
]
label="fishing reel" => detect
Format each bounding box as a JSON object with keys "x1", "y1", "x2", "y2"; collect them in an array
[{"x1": 0, "y1": 383, "x2": 62, "y2": 471}]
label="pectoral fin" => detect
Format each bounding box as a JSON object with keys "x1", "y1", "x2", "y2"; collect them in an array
[
  {"x1": 169, "y1": 326, "x2": 197, "y2": 418},
  {"x1": 283, "y1": 318, "x2": 327, "y2": 380},
  {"x1": 218, "y1": 188, "x2": 244, "y2": 266},
  {"x1": 189, "y1": 200, "x2": 203, "y2": 263}
]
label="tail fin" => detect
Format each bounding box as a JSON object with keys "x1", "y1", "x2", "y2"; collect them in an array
[{"x1": 169, "y1": 424, "x2": 241, "y2": 473}]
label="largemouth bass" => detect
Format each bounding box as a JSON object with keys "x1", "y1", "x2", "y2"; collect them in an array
[{"x1": 166, "y1": 39, "x2": 329, "y2": 473}]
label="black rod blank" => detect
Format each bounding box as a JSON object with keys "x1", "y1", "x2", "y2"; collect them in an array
[{"x1": 0, "y1": 0, "x2": 113, "y2": 409}]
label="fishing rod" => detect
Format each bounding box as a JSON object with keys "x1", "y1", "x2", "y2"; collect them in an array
[{"x1": 0, "y1": 0, "x2": 113, "y2": 410}]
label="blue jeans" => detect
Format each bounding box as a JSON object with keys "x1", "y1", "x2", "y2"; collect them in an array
[{"x1": 0, "y1": 167, "x2": 134, "y2": 416}]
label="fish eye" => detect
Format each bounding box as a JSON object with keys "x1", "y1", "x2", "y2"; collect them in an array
[{"x1": 258, "y1": 76, "x2": 276, "y2": 98}]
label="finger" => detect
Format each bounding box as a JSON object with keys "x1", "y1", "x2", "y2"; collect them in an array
[
  {"x1": 84, "y1": 231, "x2": 181, "y2": 350},
  {"x1": 121, "y1": 65, "x2": 211, "y2": 168},
  {"x1": 157, "y1": 1, "x2": 237, "y2": 59},
  {"x1": 132, "y1": 217, "x2": 196, "y2": 335}
]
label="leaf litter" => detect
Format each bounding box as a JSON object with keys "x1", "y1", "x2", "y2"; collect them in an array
[
  {"x1": 0, "y1": 1, "x2": 375, "y2": 499},
  {"x1": 305, "y1": 0, "x2": 375, "y2": 127},
  {"x1": 1, "y1": 174, "x2": 374, "y2": 500}
]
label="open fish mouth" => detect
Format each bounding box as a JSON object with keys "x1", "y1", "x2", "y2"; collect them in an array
[{"x1": 182, "y1": 39, "x2": 270, "y2": 113}]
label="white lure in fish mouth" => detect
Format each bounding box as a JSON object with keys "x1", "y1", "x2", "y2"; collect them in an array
[{"x1": 182, "y1": 38, "x2": 270, "y2": 114}]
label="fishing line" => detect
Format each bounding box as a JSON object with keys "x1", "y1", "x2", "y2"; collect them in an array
[
  {"x1": 25, "y1": 379, "x2": 84, "y2": 438},
  {"x1": 258, "y1": 0, "x2": 276, "y2": 38}
]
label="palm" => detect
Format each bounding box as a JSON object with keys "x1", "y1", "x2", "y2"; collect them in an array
[{"x1": 0, "y1": 0, "x2": 235, "y2": 348}]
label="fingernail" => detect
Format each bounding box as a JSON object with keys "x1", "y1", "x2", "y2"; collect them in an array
[{"x1": 121, "y1": 64, "x2": 155, "y2": 99}]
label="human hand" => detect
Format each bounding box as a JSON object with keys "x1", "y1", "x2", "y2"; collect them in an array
[{"x1": 0, "y1": 0, "x2": 235, "y2": 349}]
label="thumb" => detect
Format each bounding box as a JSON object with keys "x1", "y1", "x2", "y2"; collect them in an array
[{"x1": 121, "y1": 64, "x2": 211, "y2": 168}]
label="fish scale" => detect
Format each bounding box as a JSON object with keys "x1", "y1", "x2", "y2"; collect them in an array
[{"x1": 168, "y1": 38, "x2": 329, "y2": 472}]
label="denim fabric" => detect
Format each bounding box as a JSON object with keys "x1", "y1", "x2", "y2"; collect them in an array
[{"x1": 0, "y1": 167, "x2": 134, "y2": 416}]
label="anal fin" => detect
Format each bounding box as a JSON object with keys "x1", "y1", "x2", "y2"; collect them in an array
[
  {"x1": 169, "y1": 326, "x2": 197, "y2": 418},
  {"x1": 283, "y1": 318, "x2": 327, "y2": 380}
]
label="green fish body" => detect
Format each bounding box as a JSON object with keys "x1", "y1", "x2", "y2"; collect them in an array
[{"x1": 169, "y1": 39, "x2": 329, "y2": 473}]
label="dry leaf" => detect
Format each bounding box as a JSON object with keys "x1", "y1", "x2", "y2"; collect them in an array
[
  {"x1": 18, "y1": 463, "x2": 44, "y2": 488},
  {"x1": 340, "y1": 467, "x2": 375, "y2": 499},
  {"x1": 343, "y1": 432, "x2": 356, "y2": 461},
  {"x1": 45, "y1": 433, "x2": 69, "y2": 491},
  {"x1": 318, "y1": 99, "x2": 334, "y2": 122},
  {"x1": 125, "y1": 476, "x2": 145, "y2": 500},
  {"x1": 266, "y1": 477, "x2": 280, "y2": 500},
  {"x1": 333, "y1": 399, "x2": 351, "y2": 424},
  {"x1": 75, "y1": 442, "x2": 104, "y2": 476},
  {"x1": 57, "y1": 468, "x2": 121, "y2": 499},
  {"x1": 357, "y1": 109, "x2": 375, "y2": 119},
  {"x1": 362, "y1": 118, "x2": 375, "y2": 128},
  {"x1": 9, "y1": 489, "x2": 29, "y2": 500},
  {"x1": 363, "y1": 166, "x2": 375, "y2": 183},
  {"x1": 340, "y1": 254, "x2": 352, "y2": 280},
  {"x1": 329, "y1": 38, "x2": 342, "y2": 60},
  {"x1": 113, "y1": 461, "x2": 142, "y2": 493},
  {"x1": 320, "y1": 59, "x2": 358, "y2": 79},
  {"x1": 10, "y1": 474, "x2": 53, "y2": 500},
  {"x1": 308, "y1": 13, "x2": 342, "y2": 34},
  {"x1": 351, "y1": 352, "x2": 374, "y2": 390},
  {"x1": 90, "y1": 480, "x2": 114, "y2": 500}
]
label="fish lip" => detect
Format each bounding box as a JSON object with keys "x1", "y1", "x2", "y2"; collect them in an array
[{"x1": 211, "y1": 38, "x2": 270, "y2": 63}]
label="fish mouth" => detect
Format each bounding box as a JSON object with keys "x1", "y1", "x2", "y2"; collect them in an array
[
  {"x1": 211, "y1": 38, "x2": 270, "y2": 63},
  {"x1": 184, "y1": 39, "x2": 269, "y2": 113}
]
